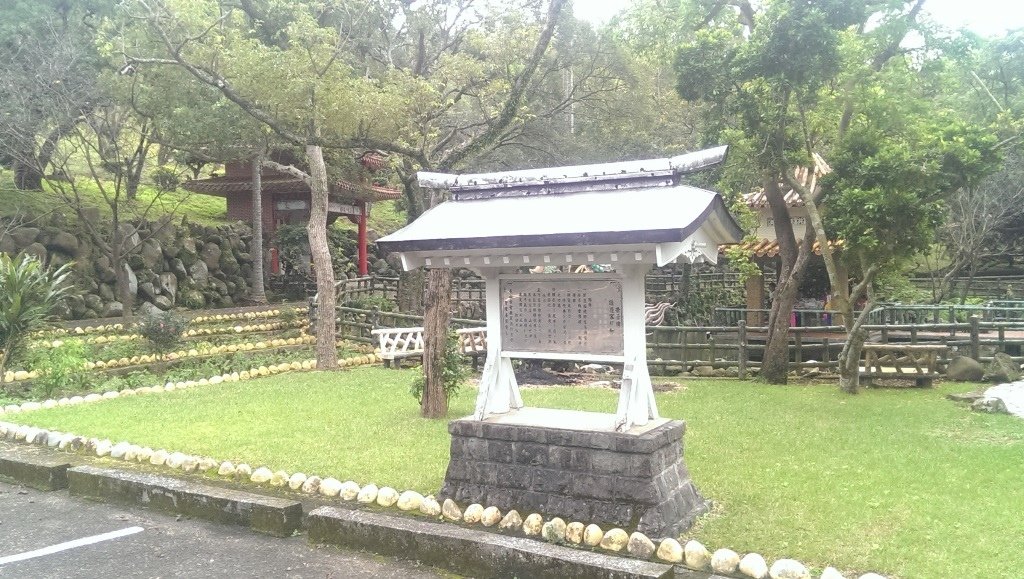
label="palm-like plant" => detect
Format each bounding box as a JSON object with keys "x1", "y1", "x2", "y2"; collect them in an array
[{"x1": 0, "y1": 253, "x2": 73, "y2": 383}]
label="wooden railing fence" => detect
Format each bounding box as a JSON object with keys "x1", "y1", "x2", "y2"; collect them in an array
[{"x1": 332, "y1": 307, "x2": 1024, "y2": 376}]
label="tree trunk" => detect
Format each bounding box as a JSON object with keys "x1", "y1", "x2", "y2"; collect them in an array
[
  {"x1": 422, "y1": 267, "x2": 452, "y2": 418},
  {"x1": 250, "y1": 156, "x2": 267, "y2": 304},
  {"x1": 306, "y1": 144, "x2": 338, "y2": 369},
  {"x1": 837, "y1": 326, "x2": 868, "y2": 393},
  {"x1": 761, "y1": 274, "x2": 799, "y2": 383}
]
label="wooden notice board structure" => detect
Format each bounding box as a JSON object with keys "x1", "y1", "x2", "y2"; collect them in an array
[
  {"x1": 378, "y1": 146, "x2": 744, "y2": 536},
  {"x1": 377, "y1": 145, "x2": 743, "y2": 431}
]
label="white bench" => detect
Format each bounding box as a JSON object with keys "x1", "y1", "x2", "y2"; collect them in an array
[{"x1": 370, "y1": 326, "x2": 487, "y2": 369}]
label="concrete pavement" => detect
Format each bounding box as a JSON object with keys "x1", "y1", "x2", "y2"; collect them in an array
[{"x1": 0, "y1": 480, "x2": 447, "y2": 578}]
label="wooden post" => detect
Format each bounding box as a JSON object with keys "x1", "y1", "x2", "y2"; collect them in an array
[
  {"x1": 969, "y1": 315, "x2": 981, "y2": 361},
  {"x1": 822, "y1": 337, "x2": 831, "y2": 369},
  {"x1": 910, "y1": 326, "x2": 918, "y2": 344},
  {"x1": 794, "y1": 331, "x2": 802, "y2": 364},
  {"x1": 737, "y1": 320, "x2": 748, "y2": 379},
  {"x1": 745, "y1": 272, "x2": 764, "y2": 327},
  {"x1": 357, "y1": 201, "x2": 369, "y2": 276}
]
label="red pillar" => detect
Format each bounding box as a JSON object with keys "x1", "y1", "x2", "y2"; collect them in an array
[{"x1": 358, "y1": 201, "x2": 369, "y2": 276}]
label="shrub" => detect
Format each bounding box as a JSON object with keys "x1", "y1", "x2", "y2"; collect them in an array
[
  {"x1": 29, "y1": 339, "x2": 90, "y2": 398},
  {"x1": 410, "y1": 330, "x2": 468, "y2": 405},
  {"x1": 0, "y1": 253, "x2": 73, "y2": 384},
  {"x1": 137, "y1": 311, "x2": 188, "y2": 354}
]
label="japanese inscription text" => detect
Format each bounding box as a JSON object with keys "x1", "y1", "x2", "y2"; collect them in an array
[{"x1": 500, "y1": 277, "x2": 624, "y2": 356}]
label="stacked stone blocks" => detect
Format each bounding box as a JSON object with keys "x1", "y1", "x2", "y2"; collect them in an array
[{"x1": 441, "y1": 417, "x2": 708, "y2": 538}]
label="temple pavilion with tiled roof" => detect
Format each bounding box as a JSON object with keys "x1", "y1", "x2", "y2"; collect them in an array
[{"x1": 183, "y1": 151, "x2": 400, "y2": 276}]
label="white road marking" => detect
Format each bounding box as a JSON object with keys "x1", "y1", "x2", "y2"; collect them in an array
[{"x1": 0, "y1": 526, "x2": 144, "y2": 565}]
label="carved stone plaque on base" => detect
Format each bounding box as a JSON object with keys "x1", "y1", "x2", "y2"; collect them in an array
[{"x1": 439, "y1": 408, "x2": 708, "y2": 538}]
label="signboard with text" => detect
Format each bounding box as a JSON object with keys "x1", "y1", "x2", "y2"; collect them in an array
[{"x1": 500, "y1": 275, "x2": 624, "y2": 356}]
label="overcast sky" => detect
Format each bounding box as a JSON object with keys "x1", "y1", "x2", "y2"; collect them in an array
[{"x1": 574, "y1": 0, "x2": 1024, "y2": 37}]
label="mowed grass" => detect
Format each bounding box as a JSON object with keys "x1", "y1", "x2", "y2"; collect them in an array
[{"x1": 7, "y1": 368, "x2": 1023, "y2": 578}]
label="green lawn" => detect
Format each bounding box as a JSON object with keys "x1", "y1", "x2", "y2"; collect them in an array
[{"x1": 6, "y1": 368, "x2": 1023, "y2": 578}]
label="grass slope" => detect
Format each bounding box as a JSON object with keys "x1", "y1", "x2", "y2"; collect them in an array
[
  {"x1": 7, "y1": 369, "x2": 1023, "y2": 578},
  {"x1": 0, "y1": 169, "x2": 228, "y2": 226}
]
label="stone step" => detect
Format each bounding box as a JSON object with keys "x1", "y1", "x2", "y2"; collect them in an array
[
  {"x1": 68, "y1": 465, "x2": 302, "y2": 537},
  {"x1": 0, "y1": 447, "x2": 71, "y2": 491}
]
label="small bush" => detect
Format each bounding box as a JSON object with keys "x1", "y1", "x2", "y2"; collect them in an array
[
  {"x1": 137, "y1": 311, "x2": 188, "y2": 354},
  {"x1": 151, "y1": 165, "x2": 181, "y2": 192},
  {"x1": 410, "y1": 330, "x2": 468, "y2": 404},
  {"x1": 29, "y1": 339, "x2": 90, "y2": 398}
]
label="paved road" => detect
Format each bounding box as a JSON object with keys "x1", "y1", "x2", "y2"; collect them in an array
[{"x1": 0, "y1": 480, "x2": 446, "y2": 578}]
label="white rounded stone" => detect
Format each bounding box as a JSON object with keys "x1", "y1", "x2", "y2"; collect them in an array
[
  {"x1": 182, "y1": 456, "x2": 199, "y2": 473},
  {"x1": 42, "y1": 400, "x2": 57, "y2": 409},
  {"x1": 68, "y1": 396, "x2": 84, "y2": 405},
  {"x1": 166, "y1": 452, "x2": 187, "y2": 469},
  {"x1": 149, "y1": 449, "x2": 169, "y2": 466},
  {"x1": 739, "y1": 553, "x2": 769, "y2": 578},
  {"x1": 711, "y1": 548, "x2": 741, "y2": 574},
  {"x1": 270, "y1": 470, "x2": 289, "y2": 487},
  {"x1": 319, "y1": 477, "x2": 343, "y2": 497},
  {"x1": 94, "y1": 440, "x2": 113, "y2": 457},
  {"x1": 234, "y1": 463, "x2": 252, "y2": 479},
  {"x1": 218, "y1": 461, "x2": 236, "y2": 476},
  {"x1": 820, "y1": 568, "x2": 846, "y2": 579},
  {"x1": 21, "y1": 401, "x2": 42, "y2": 412},
  {"x1": 582, "y1": 523, "x2": 603, "y2": 547},
  {"x1": 857, "y1": 574, "x2": 886, "y2": 579},
  {"x1": 288, "y1": 472, "x2": 307, "y2": 490},
  {"x1": 769, "y1": 559, "x2": 810, "y2": 579},
  {"x1": 102, "y1": 391, "x2": 119, "y2": 399},
  {"x1": 83, "y1": 393, "x2": 102, "y2": 403},
  {"x1": 419, "y1": 496, "x2": 442, "y2": 516},
  {"x1": 684, "y1": 540, "x2": 711, "y2": 570},
  {"x1": 136, "y1": 447, "x2": 154, "y2": 463},
  {"x1": 45, "y1": 431, "x2": 64, "y2": 448},
  {"x1": 339, "y1": 480, "x2": 360, "y2": 500},
  {"x1": 301, "y1": 475, "x2": 322, "y2": 494},
  {"x1": 463, "y1": 503, "x2": 484, "y2": 524},
  {"x1": 522, "y1": 513, "x2": 543, "y2": 536},
  {"x1": 481, "y1": 506, "x2": 502, "y2": 527},
  {"x1": 109, "y1": 442, "x2": 131, "y2": 459},
  {"x1": 376, "y1": 487, "x2": 399, "y2": 507},
  {"x1": 396, "y1": 490, "x2": 424, "y2": 511},
  {"x1": 357, "y1": 483, "x2": 379, "y2": 504},
  {"x1": 441, "y1": 498, "x2": 462, "y2": 521},
  {"x1": 656, "y1": 538, "x2": 684, "y2": 563},
  {"x1": 250, "y1": 467, "x2": 274, "y2": 483}
]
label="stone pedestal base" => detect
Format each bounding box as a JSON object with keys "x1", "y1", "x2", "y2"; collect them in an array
[{"x1": 439, "y1": 408, "x2": 708, "y2": 538}]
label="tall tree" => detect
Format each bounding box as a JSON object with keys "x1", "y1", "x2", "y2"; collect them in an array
[
  {"x1": 670, "y1": 0, "x2": 999, "y2": 389},
  {"x1": 118, "y1": 0, "x2": 410, "y2": 368}
]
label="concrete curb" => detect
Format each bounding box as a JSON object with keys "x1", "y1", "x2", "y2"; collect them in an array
[
  {"x1": 0, "y1": 450, "x2": 71, "y2": 491},
  {"x1": 68, "y1": 465, "x2": 302, "y2": 537},
  {"x1": 308, "y1": 505, "x2": 683, "y2": 579}
]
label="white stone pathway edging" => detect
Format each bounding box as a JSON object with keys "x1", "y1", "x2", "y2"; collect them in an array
[{"x1": 0, "y1": 374, "x2": 888, "y2": 579}]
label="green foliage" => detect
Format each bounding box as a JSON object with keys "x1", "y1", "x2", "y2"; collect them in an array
[
  {"x1": 824, "y1": 120, "x2": 1000, "y2": 264},
  {"x1": 150, "y1": 165, "x2": 181, "y2": 192},
  {"x1": 410, "y1": 331, "x2": 467, "y2": 405},
  {"x1": 0, "y1": 253, "x2": 73, "y2": 382},
  {"x1": 344, "y1": 295, "x2": 395, "y2": 312},
  {"x1": 27, "y1": 339, "x2": 91, "y2": 398},
  {"x1": 137, "y1": 311, "x2": 188, "y2": 354},
  {"x1": 872, "y1": 268, "x2": 929, "y2": 303},
  {"x1": 273, "y1": 223, "x2": 357, "y2": 275}
]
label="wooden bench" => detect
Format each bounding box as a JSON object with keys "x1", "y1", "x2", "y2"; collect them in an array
[
  {"x1": 370, "y1": 327, "x2": 488, "y2": 369},
  {"x1": 860, "y1": 344, "x2": 948, "y2": 387}
]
